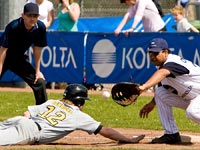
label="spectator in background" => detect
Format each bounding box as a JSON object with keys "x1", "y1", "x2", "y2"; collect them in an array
[
  {"x1": 114, "y1": 0, "x2": 166, "y2": 36},
  {"x1": 27, "y1": 0, "x2": 54, "y2": 29},
  {"x1": 171, "y1": 5, "x2": 199, "y2": 32},
  {"x1": 48, "y1": 0, "x2": 80, "y2": 89},
  {"x1": 57, "y1": 0, "x2": 80, "y2": 31},
  {"x1": 152, "y1": 0, "x2": 164, "y2": 17}
]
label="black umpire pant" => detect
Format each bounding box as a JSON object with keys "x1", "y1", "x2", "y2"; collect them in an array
[{"x1": 1, "y1": 57, "x2": 47, "y2": 105}]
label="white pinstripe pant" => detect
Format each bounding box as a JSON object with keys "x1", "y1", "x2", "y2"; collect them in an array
[{"x1": 154, "y1": 86, "x2": 200, "y2": 134}]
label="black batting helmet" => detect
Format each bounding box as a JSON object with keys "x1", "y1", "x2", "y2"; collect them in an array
[
  {"x1": 63, "y1": 84, "x2": 90, "y2": 106},
  {"x1": 120, "y1": 0, "x2": 125, "y2": 3}
]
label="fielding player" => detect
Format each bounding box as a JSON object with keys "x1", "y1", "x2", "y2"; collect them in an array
[
  {"x1": 139, "y1": 38, "x2": 200, "y2": 144},
  {"x1": 0, "y1": 84, "x2": 144, "y2": 145},
  {"x1": 0, "y1": 2, "x2": 47, "y2": 105}
]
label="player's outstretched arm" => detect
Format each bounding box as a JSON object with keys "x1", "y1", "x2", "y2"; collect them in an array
[{"x1": 98, "y1": 127, "x2": 145, "y2": 143}]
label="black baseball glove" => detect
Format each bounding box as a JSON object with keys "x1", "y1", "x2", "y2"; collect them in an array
[{"x1": 111, "y1": 82, "x2": 141, "y2": 107}]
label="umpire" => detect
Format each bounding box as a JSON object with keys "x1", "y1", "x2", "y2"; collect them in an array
[{"x1": 0, "y1": 3, "x2": 47, "y2": 105}]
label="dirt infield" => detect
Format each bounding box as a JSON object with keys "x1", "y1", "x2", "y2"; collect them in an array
[
  {"x1": 1, "y1": 128, "x2": 200, "y2": 150},
  {"x1": 1, "y1": 87, "x2": 200, "y2": 150}
]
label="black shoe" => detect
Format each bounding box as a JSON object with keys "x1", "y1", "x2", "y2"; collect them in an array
[{"x1": 151, "y1": 132, "x2": 181, "y2": 144}]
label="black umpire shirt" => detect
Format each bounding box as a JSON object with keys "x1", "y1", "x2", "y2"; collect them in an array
[{"x1": 0, "y1": 17, "x2": 47, "y2": 61}]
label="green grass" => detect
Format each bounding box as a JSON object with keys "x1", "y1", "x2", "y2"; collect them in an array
[{"x1": 1, "y1": 91, "x2": 200, "y2": 133}]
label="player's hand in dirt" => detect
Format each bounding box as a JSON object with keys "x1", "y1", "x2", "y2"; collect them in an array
[
  {"x1": 130, "y1": 134, "x2": 145, "y2": 143},
  {"x1": 118, "y1": 134, "x2": 145, "y2": 144}
]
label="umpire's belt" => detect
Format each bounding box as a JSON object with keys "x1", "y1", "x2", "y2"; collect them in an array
[{"x1": 34, "y1": 122, "x2": 42, "y2": 131}]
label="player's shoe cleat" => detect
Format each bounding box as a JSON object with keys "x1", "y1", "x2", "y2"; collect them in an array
[{"x1": 151, "y1": 132, "x2": 181, "y2": 144}]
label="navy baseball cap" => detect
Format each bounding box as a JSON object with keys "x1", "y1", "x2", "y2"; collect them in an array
[
  {"x1": 23, "y1": 2, "x2": 39, "y2": 15},
  {"x1": 148, "y1": 38, "x2": 168, "y2": 52}
]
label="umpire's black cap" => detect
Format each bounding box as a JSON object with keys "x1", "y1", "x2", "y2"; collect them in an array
[{"x1": 23, "y1": 2, "x2": 39, "y2": 15}]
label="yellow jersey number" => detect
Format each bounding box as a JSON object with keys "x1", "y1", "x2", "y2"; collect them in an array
[{"x1": 38, "y1": 105, "x2": 66, "y2": 126}]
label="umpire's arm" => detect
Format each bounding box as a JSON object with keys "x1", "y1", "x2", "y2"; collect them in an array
[
  {"x1": 33, "y1": 46, "x2": 45, "y2": 83},
  {"x1": 0, "y1": 46, "x2": 7, "y2": 75}
]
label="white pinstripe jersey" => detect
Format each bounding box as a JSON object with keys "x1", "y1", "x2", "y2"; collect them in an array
[
  {"x1": 28, "y1": 100, "x2": 101, "y2": 144},
  {"x1": 161, "y1": 54, "x2": 200, "y2": 100}
]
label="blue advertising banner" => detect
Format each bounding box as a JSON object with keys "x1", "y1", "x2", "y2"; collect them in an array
[
  {"x1": 85, "y1": 32, "x2": 200, "y2": 84},
  {"x1": 85, "y1": 33, "x2": 156, "y2": 84},
  {"x1": 1, "y1": 31, "x2": 200, "y2": 84},
  {"x1": 1, "y1": 32, "x2": 85, "y2": 83},
  {"x1": 38, "y1": 31, "x2": 85, "y2": 83}
]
